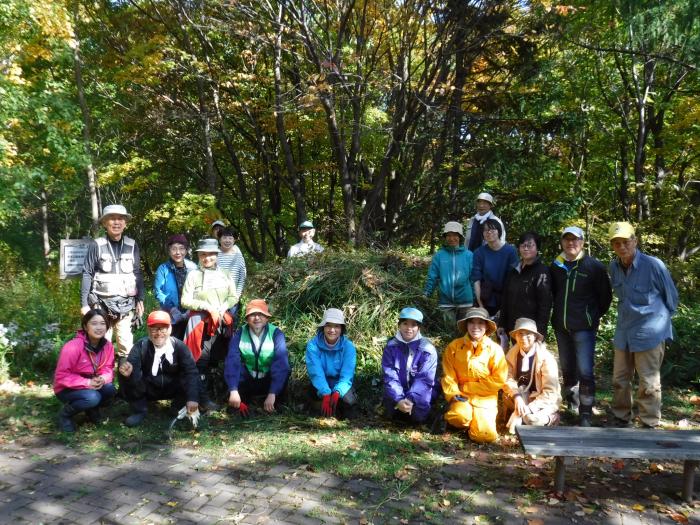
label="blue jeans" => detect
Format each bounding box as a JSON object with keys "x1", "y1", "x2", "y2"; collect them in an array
[
  {"x1": 555, "y1": 328, "x2": 597, "y2": 408},
  {"x1": 56, "y1": 384, "x2": 117, "y2": 413}
]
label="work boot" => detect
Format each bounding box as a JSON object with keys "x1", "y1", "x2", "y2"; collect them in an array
[
  {"x1": 58, "y1": 404, "x2": 77, "y2": 433},
  {"x1": 125, "y1": 399, "x2": 148, "y2": 427}
]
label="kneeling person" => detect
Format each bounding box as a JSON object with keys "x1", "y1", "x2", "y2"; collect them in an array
[
  {"x1": 382, "y1": 307, "x2": 438, "y2": 424},
  {"x1": 441, "y1": 307, "x2": 507, "y2": 443},
  {"x1": 502, "y1": 318, "x2": 561, "y2": 432},
  {"x1": 119, "y1": 311, "x2": 199, "y2": 427},
  {"x1": 225, "y1": 300, "x2": 290, "y2": 416}
]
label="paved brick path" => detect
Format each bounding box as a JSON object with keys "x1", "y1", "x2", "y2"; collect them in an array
[{"x1": 0, "y1": 437, "x2": 698, "y2": 524}]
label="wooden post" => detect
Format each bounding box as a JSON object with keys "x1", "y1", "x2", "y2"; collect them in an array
[
  {"x1": 554, "y1": 456, "x2": 567, "y2": 493},
  {"x1": 683, "y1": 460, "x2": 697, "y2": 503}
]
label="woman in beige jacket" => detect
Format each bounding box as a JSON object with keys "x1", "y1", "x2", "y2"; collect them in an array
[{"x1": 502, "y1": 318, "x2": 561, "y2": 432}]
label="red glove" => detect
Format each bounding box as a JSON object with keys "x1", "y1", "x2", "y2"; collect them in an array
[
  {"x1": 239, "y1": 401, "x2": 250, "y2": 418},
  {"x1": 321, "y1": 395, "x2": 333, "y2": 417},
  {"x1": 330, "y1": 391, "x2": 340, "y2": 413}
]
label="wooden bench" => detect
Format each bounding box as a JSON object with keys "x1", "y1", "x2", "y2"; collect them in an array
[{"x1": 516, "y1": 426, "x2": 700, "y2": 502}]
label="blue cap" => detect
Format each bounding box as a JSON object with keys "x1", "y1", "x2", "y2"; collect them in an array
[
  {"x1": 299, "y1": 220, "x2": 314, "y2": 229},
  {"x1": 398, "y1": 307, "x2": 423, "y2": 324}
]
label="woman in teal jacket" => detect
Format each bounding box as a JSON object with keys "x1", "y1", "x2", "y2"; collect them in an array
[
  {"x1": 305, "y1": 308, "x2": 357, "y2": 419},
  {"x1": 424, "y1": 221, "x2": 475, "y2": 328}
]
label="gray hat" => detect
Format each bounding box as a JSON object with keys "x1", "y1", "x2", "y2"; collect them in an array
[
  {"x1": 457, "y1": 307, "x2": 497, "y2": 336},
  {"x1": 299, "y1": 220, "x2": 315, "y2": 230},
  {"x1": 195, "y1": 238, "x2": 221, "y2": 253},
  {"x1": 442, "y1": 221, "x2": 464, "y2": 238},
  {"x1": 99, "y1": 204, "x2": 132, "y2": 223},
  {"x1": 318, "y1": 308, "x2": 345, "y2": 327},
  {"x1": 509, "y1": 317, "x2": 544, "y2": 342},
  {"x1": 561, "y1": 226, "x2": 584, "y2": 239}
]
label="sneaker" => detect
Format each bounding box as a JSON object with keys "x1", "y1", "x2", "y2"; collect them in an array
[{"x1": 125, "y1": 412, "x2": 147, "y2": 427}]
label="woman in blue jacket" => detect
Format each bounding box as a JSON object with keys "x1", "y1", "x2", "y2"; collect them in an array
[
  {"x1": 305, "y1": 308, "x2": 357, "y2": 419},
  {"x1": 382, "y1": 307, "x2": 438, "y2": 424},
  {"x1": 424, "y1": 222, "x2": 475, "y2": 329},
  {"x1": 153, "y1": 234, "x2": 197, "y2": 339}
]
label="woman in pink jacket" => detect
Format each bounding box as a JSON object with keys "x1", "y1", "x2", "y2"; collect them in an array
[{"x1": 54, "y1": 309, "x2": 116, "y2": 432}]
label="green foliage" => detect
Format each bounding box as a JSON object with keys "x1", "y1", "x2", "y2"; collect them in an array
[{"x1": 665, "y1": 301, "x2": 700, "y2": 387}]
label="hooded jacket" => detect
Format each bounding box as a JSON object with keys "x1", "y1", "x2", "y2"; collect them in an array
[
  {"x1": 424, "y1": 245, "x2": 474, "y2": 306},
  {"x1": 382, "y1": 334, "x2": 437, "y2": 407},
  {"x1": 54, "y1": 330, "x2": 114, "y2": 394},
  {"x1": 305, "y1": 331, "x2": 356, "y2": 397}
]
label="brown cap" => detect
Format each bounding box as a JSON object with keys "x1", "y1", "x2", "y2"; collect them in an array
[
  {"x1": 245, "y1": 299, "x2": 271, "y2": 318},
  {"x1": 456, "y1": 307, "x2": 497, "y2": 336}
]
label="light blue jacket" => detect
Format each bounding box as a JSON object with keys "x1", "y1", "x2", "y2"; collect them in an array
[
  {"x1": 424, "y1": 245, "x2": 474, "y2": 306},
  {"x1": 305, "y1": 331, "x2": 356, "y2": 397},
  {"x1": 609, "y1": 250, "x2": 678, "y2": 352},
  {"x1": 154, "y1": 259, "x2": 198, "y2": 309}
]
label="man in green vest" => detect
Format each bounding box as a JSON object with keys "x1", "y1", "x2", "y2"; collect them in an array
[{"x1": 224, "y1": 299, "x2": 290, "y2": 415}]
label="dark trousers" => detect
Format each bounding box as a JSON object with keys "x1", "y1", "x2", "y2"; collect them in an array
[
  {"x1": 239, "y1": 375, "x2": 288, "y2": 405},
  {"x1": 56, "y1": 384, "x2": 116, "y2": 413},
  {"x1": 306, "y1": 384, "x2": 357, "y2": 418}
]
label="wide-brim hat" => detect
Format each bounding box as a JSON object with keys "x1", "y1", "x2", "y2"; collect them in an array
[
  {"x1": 99, "y1": 204, "x2": 132, "y2": 223},
  {"x1": 318, "y1": 308, "x2": 345, "y2": 327},
  {"x1": 476, "y1": 192, "x2": 495, "y2": 205},
  {"x1": 195, "y1": 238, "x2": 221, "y2": 253},
  {"x1": 608, "y1": 221, "x2": 635, "y2": 241},
  {"x1": 245, "y1": 299, "x2": 271, "y2": 318},
  {"x1": 442, "y1": 221, "x2": 464, "y2": 238},
  {"x1": 456, "y1": 307, "x2": 497, "y2": 336},
  {"x1": 509, "y1": 317, "x2": 544, "y2": 342}
]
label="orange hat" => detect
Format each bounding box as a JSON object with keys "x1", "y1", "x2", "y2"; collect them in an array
[
  {"x1": 245, "y1": 299, "x2": 271, "y2": 318},
  {"x1": 147, "y1": 310, "x2": 171, "y2": 326}
]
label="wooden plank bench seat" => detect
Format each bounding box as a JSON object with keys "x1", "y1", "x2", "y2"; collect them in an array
[{"x1": 515, "y1": 426, "x2": 700, "y2": 502}]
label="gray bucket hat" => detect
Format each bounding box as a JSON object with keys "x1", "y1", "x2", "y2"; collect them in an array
[
  {"x1": 509, "y1": 317, "x2": 544, "y2": 342},
  {"x1": 318, "y1": 308, "x2": 345, "y2": 327},
  {"x1": 99, "y1": 204, "x2": 132, "y2": 223},
  {"x1": 442, "y1": 221, "x2": 464, "y2": 238},
  {"x1": 195, "y1": 238, "x2": 221, "y2": 253},
  {"x1": 456, "y1": 307, "x2": 497, "y2": 336}
]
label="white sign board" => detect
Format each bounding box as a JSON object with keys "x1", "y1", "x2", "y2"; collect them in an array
[{"x1": 60, "y1": 239, "x2": 92, "y2": 279}]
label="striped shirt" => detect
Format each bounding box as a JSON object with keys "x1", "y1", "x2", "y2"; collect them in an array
[{"x1": 218, "y1": 246, "x2": 247, "y2": 295}]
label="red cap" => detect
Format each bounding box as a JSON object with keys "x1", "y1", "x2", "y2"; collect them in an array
[{"x1": 147, "y1": 310, "x2": 171, "y2": 326}]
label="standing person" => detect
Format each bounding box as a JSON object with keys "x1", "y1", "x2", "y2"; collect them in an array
[
  {"x1": 305, "y1": 308, "x2": 358, "y2": 419},
  {"x1": 423, "y1": 222, "x2": 475, "y2": 328},
  {"x1": 550, "y1": 225, "x2": 612, "y2": 427},
  {"x1": 80, "y1": 204, "x2": 144, "y2": 364},
  {"x1": 54, "y1": 309, "x2": 116, "y2": 432},
  {"x1": 154, "y1": 234, "x2": 197, "y2": 340},
  {"x1": 471, "y1": 219, "x2": 518, "y2": 319},
  {"x1": 499, "y1": 231, "x2": 552, "y2": 338},
  {"x1": 210, "y1": 220, "x2": 226, "y2": 240},
  {"x1": 440, "y1": 307, "x2": 507, "y2": 443},
  {"x1": 464, "y1": 192, "x2": 506, "y2": 251},
  {"x1": 217, "y1": 228, "x2": 247, "y2": 302},
  {"x1": 288, "y1": 220, "x2": 324, "y2": 257},
  {"x1": 225, "y1": 299, "x2": 290, "y2": 416},
  {"x1": 608, "y1": 222, "x2": 678, "y2": 428},
  {"x1": 118, "y1": 311, "x2": 200, "y2": 427},
  {"x1": 501, "y1": 318, "x2": 561, "y2": 433},
  {"x1": 181, "y1": 238, "x2": 239, "y2": 412},
  {"x1": 381, "y1": 307, "x2": 438, "y2": 425}
]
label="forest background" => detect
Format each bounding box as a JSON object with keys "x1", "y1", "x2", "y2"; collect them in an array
[{"x1": 0, "y1": 0, "x2": 699, "y2": 388}]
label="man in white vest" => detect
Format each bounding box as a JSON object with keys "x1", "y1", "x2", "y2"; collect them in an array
[{"x1": 81, "y1": 204, "x2": 144, "y2": 362}]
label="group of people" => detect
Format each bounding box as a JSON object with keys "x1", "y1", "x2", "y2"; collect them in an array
[
  {"x1": 55, "y1": 197, "x2": 678, "y2": 441},
  {"x1": 424, "y1": 193, "x2": 679, "y2": 430}
]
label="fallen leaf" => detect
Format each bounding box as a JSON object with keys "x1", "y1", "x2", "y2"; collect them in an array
[
  {"x1": 632, "y1": 503, "x2": 645, "y2": 512},
  {"x1": 359, "y1": 519, "x2": 369, "y2": 525},
  {"x1": 612, "y1": 460, "x2": 625, "y2": 471},
  {"x1": 524, "y1": 476, "x2": 544, "y2": 489},
  {"x1": 689, "y1": 395, "x2": 700, "y2": 405},
  {"x1": 669, "y1": 512, "x2": 689, "y2": 524},
  {"x1": 649, "y1": 495, "x2": 660, "y2": 501},
  {"x1": 166, "y1": 501, "x2": 178, "y2": 507},
  {"x1": 650, "y1": 463, "x2": 665, "y2": 473},
  {"x1": 522, "y1": 506, "x2": 538, "y2": 514},
  {"x1": 547, "y1": 498, "x2": 559, "y2": 506},
  {"x1": 440, "y1": 499, "x2": 450, "y2": 507},
  {"x1": 527, "y1": 519, "x2": 544, "y2": 525}
]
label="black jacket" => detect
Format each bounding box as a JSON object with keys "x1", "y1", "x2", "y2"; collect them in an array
[
  {"x1": 550, "y1": 253, "x2": 612, "y2": 332},
  {"x1": 500, "y1": 258, "x2": 553, "y2": 337},
  {"x1": 125, "y1": 336, "x2": 199, "y2": 402}
]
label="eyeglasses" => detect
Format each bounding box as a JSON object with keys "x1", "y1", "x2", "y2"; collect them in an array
[
  {"x1": 519, "y1": 243, "x2": 537, "y2": 249},
  {"x1": 148, "y1": 325, "x2": 169, "y2": 332}
]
